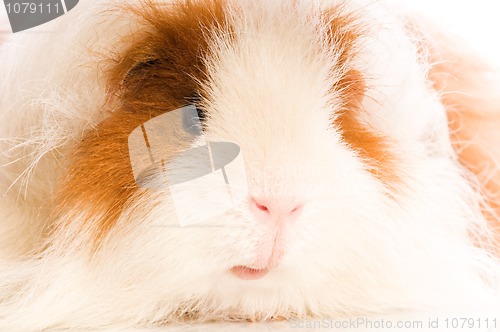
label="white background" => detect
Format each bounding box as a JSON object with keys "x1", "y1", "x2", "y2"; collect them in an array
[
  {"x1": 1, "y1": 1, "x2": 500, "y2": 65},
  {"x1": 396, "y1": 0, "x2": 500, "y2": 66}
]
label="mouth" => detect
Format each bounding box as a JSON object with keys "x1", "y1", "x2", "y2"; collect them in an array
[{"x1": 230, "y1": 266, "x2": 270, "y2": 280}]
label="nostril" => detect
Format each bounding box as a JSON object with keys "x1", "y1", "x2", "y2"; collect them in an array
[
  {"x1": 250, "y1": 196, "x2": 304, "y2": 222},
  {"x1": 290, "y1": 204, "x2": 303, "y2": 214},
  {"x1": 250, "y1": 197, "x2": 270, "y2": 215},
  {"x1": 255, "y1": 202, "x2": 269, "y2": 212}
]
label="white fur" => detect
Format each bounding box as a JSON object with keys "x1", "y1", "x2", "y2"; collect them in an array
[{"x1": 0, "y1": 0, "x2": 499, "y2": 330}]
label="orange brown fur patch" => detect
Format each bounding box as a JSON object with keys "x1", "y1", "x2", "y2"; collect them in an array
[
  {"x1": 52, "y1": 0, "x2": 229, "y2": 249},
  {"x1": 323, "y1": 7, "x2": 399, "y2": 188},
  {"x1": 427, "y1": 33, "x2": 500, "y2": 254},
  {"x1": 335, "y1": 69, "x2": 398, "y2": 188}
]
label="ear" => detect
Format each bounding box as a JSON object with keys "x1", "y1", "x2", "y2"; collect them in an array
[{"x1": 427, "y1": 29, "x2": 500, "y2": 254}]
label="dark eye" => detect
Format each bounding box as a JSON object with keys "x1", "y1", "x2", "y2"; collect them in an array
[
  {"x1": 189, "y1": 93, "x2": 205, "y2": 120},
  {"x1": 182, "y1": 104, "x2": 205, "y2": 137},
  {"x1": 195, "y1": 104, "x2": 206, "y2": 123},
  {"x1": 125, "y1": 59, "x2": 207, "y2": 135},
  {"x1": 124, "y1": 59, "x2": 162, "y2": 82}
]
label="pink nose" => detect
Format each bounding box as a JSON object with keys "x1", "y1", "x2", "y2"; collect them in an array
[{"x1": 250, "y1": 196, "x2": 303, "y2": 223}]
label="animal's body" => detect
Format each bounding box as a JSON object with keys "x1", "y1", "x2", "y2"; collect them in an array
[{"x1": 0, "y1": 0, "x2": 499, "y2": 329}]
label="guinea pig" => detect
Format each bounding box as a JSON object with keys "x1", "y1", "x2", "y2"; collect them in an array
[{"x1": 0, "y1": 0, "x2": 499, "y2": 329}]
